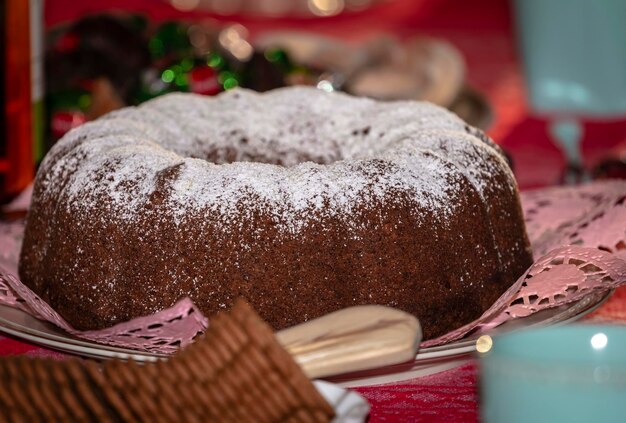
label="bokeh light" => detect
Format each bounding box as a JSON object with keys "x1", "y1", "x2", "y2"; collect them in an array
[{"x1": 308, "y1": 0, "x2": 345, "y2": 17}]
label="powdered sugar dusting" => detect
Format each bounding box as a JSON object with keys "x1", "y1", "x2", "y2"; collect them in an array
[
  {"x1": 164, "y1": 155, "x2": 462, "y2": 233},
  {"x1": 63, "y1": 141, "x2": 181, "y2": 221},
  {"x1": 44, "y1": 87, "x2": 497, "y2": 233}
]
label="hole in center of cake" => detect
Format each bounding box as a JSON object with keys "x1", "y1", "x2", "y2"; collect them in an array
[{"x1": 193, "y1": 129, "x2": 344, "y2": 167}]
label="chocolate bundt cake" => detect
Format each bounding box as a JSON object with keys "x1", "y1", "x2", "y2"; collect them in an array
[{"x1": 19, "y1": 87, "x2": 533, "y2": 339}]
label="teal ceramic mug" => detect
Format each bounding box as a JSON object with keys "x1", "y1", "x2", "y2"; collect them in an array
[{"x1": 480, "y1": 325, "x2": 626, "y2": 422}]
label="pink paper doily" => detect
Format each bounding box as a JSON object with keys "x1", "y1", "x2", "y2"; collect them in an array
[
  {"x1": 423, "y1": 180, "x2": 626, "y2": 347},
  {"x1": 1, "y1": 180, "x2": 626, "y2": 353},
  {"x1": 0, "y1": 270, "x2": 207, "y2": 354}
]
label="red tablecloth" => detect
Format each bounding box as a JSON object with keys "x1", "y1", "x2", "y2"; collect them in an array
[{"x1": 3, "y1": 1, "x2": 626, "y2": 421}]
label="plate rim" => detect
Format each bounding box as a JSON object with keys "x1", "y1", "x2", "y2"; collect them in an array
[{"x1": 0, "y1": 289, "x2": 613, "y2": 387}]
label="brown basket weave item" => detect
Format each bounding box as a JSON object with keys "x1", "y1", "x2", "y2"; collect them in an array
[{"x1": 0, "y1": 299, "x2": 334, "y2": 422}]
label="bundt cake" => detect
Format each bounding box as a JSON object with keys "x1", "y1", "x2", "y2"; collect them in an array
[{"x1": 19, "y1": 87, "x2": 533, "y2": 340}]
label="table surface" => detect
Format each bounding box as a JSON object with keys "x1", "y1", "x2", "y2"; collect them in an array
[{"x1": 4, "y1": 0, "x2": 626, "y2": 421}]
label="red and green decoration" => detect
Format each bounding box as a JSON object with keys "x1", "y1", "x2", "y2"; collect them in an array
[{"x1": 44, "y1": 16, "x2": 321, "y2": 155}]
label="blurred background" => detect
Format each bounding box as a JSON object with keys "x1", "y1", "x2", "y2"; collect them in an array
[{"x1": 2, "y1": 0, "x2": 626, "y2": 203}]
